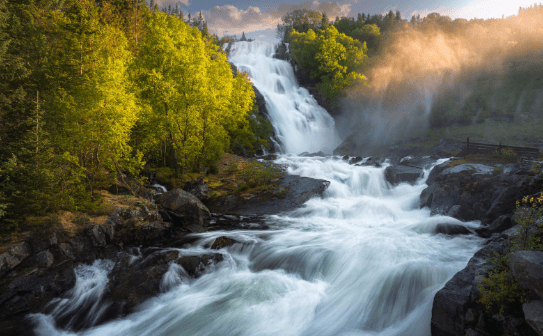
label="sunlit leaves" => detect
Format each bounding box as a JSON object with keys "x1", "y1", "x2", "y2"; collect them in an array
[
  {"x1": 289, "y1": 26, "x2": 367, "y2": 99},
  {"x1": 134, "y1": 11, "x2": 254, "y2": 174}
]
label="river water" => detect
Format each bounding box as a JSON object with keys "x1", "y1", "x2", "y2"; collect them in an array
[{"x1": 31, "y1": 41, "x2": 483, "y2": 336}]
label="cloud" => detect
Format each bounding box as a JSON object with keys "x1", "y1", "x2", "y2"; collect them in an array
[
  {"x1": 410, "y1": 0, "x2": 538, "y2": 20},
  {"x1": 202, "y1": 1, "x2": 352, "y2": 37}
]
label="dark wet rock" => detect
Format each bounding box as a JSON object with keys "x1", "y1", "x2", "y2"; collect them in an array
[
  {"x1": 524, "y1": 300, "x2": 543, "y2": 336},
  {"x1": 67, "y1": 235, "x2": 93, "y2": 255},
  {"x1": 431, "y1": 241, "x2": 502, "y2": 336},
  {"x1": 421, "y1": 161, "x2": 533, "y2": 223},
  {"x1": 35, "y1": 250, "x2": 55, "y2": 268},
  {"x1": 176, "y1": 254, "x2": 224, "y2": 277},
  {"x1": 223, "y1": 175, "x2": 329, "y2": 216},
  {"x1": 105, "y1": 250, "x2": 224, "y2": 319},
  {"x1": 28, "y1": 234, "x2": 58, "y2": 255},
  {"x1": 348, "y1": 156, "x2": 363, "y2": 164},
  {"x1": 211, "y1": 237, "x2": 239, "y2": 249},
  {"x1": 115, "y1": 220, "x2": 173, "y2": 245},
  {"x1": 434, "y1": 223, "x2": 471, "y2": 235},
  {"x1": 0, "y1": 260, "x2": 76, "y2": 336},
  {"x1": 136, "y1": 187, "x2": 157, "y2": 201},
  {"x1": 0, "y1": 242, "x2": 32, "y2": 279},
  {"x1": 475, "y1": 215, "x2": 514, "y2": 238},
  {"x1": 206, "y1": 173, "x2": 330, "y2": 216},
  {"x1": 431, "y1": 237, "x2": 539, "y2": 336},
  {"x1": 86, "y1": 224, "x2": 107, "y2": 247},
  {"x1": 385, "y1": 164, "x2": 423, "y2": 185},
  {"x1": 509, "y1": 251, "x2": 543, "y2": 300},
  {"x1": 489, "y1": 314, "x2": 538, "y2": 336},
  {"x1": 0, "y1": 199, "x2": 178, "y2": 334},
  {"x1": 184, "y1": 177, "x2": 209, "y2": 201},
  {"x1": 465, "y1": 328, "x2": 490, "y2": 336},
  {"x1": 156, "y1": 188, "x2": 210, "y2": 233},
  {"x1": 207, "y1": 214, "x2": 269, "y2": 231}
]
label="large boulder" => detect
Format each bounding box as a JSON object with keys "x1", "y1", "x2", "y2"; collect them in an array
[
  {"x1": 184, "y1": 178, "x2": 209, "y2": 201},
  {"x1": 475, "y1": 215, "x2": 514, "y2": 238},
  {"x1": 156, "y1": 188, "x2": 211, "y2": 233},
  {"x1": 509, "y1": 251, "x2": 543, "y2": 300},
  {"x1": 524, "y1": 300, "x2": 543, "y2": 336},
  {"x1": 0, "y1": 260, "x2": 76, "y2": 336},
  {"x1": 103, "y1": 249, "x2": 224, "y2": 323},
  {"x1": 206, "y1": 174, "x2": 330, "y2": 216},
  {"x1": 385, "y1": 164, "x2": 423, "y2": 185},
  {"x1": 431, "y1": 242, "x2": 498, "y2": 336},
  {"x1": 223, "y1": 175, "x2": 330, "y2": 215},
  {"x1": 431, "y1": 232, "x2": 539, "y2": 336},
  {"x1": 434, "y1": 223, "x2": 471, "y2": 235},
  {"x1": 421, "y1": 162, "x2": 534, "y2": 223},
  {"x1": 0, "y1": 242, "x2": 32, "y2": 279}
]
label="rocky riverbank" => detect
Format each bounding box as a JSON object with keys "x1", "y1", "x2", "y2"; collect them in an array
[
  {"x1": 0, "y1": 167, "x2": 330, "y2": 335},
  {"x1": 421, "y1": 158, "x2": 543, "y2": 336}
]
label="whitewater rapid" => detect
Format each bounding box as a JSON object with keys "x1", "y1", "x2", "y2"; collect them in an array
[{"x1": 30, "y1": 42, "x2": 483, "y2": 336}]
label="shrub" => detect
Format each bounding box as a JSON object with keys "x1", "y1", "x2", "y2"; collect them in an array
[
  {"x1": 494, "y1": 148, "x2": 518, "y2": 163},
  {"x1": 492, "y1": 166, "x2": 503, "y2": 175}
]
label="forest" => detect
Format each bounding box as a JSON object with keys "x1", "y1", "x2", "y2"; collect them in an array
[{"x1": 0, "y1": 0, "x2": 264, "y2": 231}]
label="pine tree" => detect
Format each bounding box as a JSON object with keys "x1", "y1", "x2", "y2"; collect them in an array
[
  {"x1": 240, "y1": 31, "x2": 247, "y2": 41},
  {"x1": 321, "y1": 12, "x2": 329, "y2": 28}
]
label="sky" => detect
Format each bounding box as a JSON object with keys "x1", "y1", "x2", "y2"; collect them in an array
[{"x1": 154, "y1": 0, "x2": 542, "y2": 39}]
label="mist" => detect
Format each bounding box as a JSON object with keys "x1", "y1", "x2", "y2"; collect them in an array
[{"x1": 335, "y1": 9, "x2": 543, "y2": 156}]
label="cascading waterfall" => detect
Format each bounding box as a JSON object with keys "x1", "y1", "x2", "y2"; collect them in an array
[
  {"x1": 30, "y1": 41, "x2": 483, "y2": 336},
  {"x1": 228, "y1": 41, "x2": 341, "y2": 154}
]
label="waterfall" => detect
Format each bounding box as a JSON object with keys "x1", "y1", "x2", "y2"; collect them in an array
[
  {"x1": 228, "y1": 41, "x2": 341, "y2": 154},
  {"x1": 30, "y1": 41, "x2": 482, "y2": 336}
]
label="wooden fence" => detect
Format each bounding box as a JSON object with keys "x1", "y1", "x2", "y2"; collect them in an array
[{"x1": 462, "y1": 137, "x2": 540, "y2": 158}]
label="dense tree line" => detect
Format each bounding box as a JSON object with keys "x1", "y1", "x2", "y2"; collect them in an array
[
  {"x1": 0, "y1": 0, "x2": 257, "y2": 230},
  {"x1": 279, "y1": 5, "x2": 543, "y2": 114}
]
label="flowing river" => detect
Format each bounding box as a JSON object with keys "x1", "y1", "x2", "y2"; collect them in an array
[{"x1": 31, "y1": 41, "x2": 483, "y2": 336}]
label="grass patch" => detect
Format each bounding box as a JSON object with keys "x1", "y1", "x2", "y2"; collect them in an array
[{"x1": 203, "y1": 153, "x2": 285, "y2": 201}]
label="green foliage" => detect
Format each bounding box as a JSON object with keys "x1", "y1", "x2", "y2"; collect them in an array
[
  {"x1": 133, "y1": 11, "x2": 254, "y2": 176},
  {"x1": 494, "y1": 148, "x2": 519, "y2": 163},
  {"x1": 0, "y1": 0, "x2": 260, "y2": 231},
  {"x1": 289, "y1": 26, "x2": 367, "y2": 100},
  {"x1": 236, "y1": 160, "x2": 283, "y2": 191},
  {"x1": 478, "y1": 194, "x2": 543, "y2": 315},
  {"x1": 230, "y1": 103, "x2": 274, "y2": 156}
]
